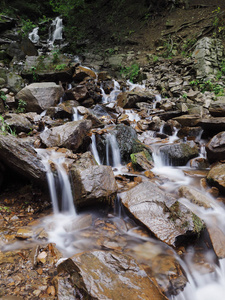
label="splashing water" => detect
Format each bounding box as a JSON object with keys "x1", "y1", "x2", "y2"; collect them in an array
[
  {"x1": 101, "y1": 80, "x2": 121, "y2": 103},
  {"x1": 29, "y1": 27, "x2": 39, "y2": 44},
  {"x1": 106, "y1": 133, "x2": 121, "y2": 168},
  {"x1": 72, "y1": 107, "x2": 83, "y2": 121},
  {"x1": 90, "y1": 133, "x2": 101, "y2": 165},
  {"x1": 48, "y1": 17, "x2": 63, "y2": 47},
  {"x1": 37, "y1": 149, "x2": 76, "y2": 216}
]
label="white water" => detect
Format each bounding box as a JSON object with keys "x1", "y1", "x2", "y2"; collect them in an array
[
  {"x1": 153, "y1": 94, "x2": 162, "y2": 109},
  {"x1": 72, "y1": 107, "x2": 83, "y2": 121},
  {"x1": 29, "y1": 27, "x2": 39, "y2": 43},
  {"x1": 48, "y1": 16, "x2": 63, "y2": 47},
  {"x1": 90, "y1": 133, "x2": 101, "y2": 165},
  {"x1": 106, "y1": 133, "x2": 121, "y2": 168},
  {"x1": 101, "y1": 80, "x2": 121, "y2": 103},
  {"x1": 37, "y1": 149, "x2": 76, "y2": 215}
]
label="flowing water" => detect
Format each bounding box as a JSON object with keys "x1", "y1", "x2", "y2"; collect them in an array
[
  {"x1": 28, "y1": 27, "x2": 39, "y2": 43},
  {"x1": 48, "y1": 16, "x2": 63, "y2": 47}
]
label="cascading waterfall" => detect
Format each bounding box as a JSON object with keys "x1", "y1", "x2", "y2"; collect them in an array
[
  {"x1": 37, "y1": 149, "x2": 76, "y2": 215},
  {"x1": 106, "y1": 133, "x2": 121, "y2": 168},
  {"x1": 72, "y1": 107, "x2": 83, "y2": 121},
  {"x1": 90, "y1": 133, "x2": 101, "y2": 165},
  {"x1": 48, "y1": 16, "x2": 63, "y2": 47},
  {"x1": 29, "y1": 27, "x2": 40, "y2": 44}
]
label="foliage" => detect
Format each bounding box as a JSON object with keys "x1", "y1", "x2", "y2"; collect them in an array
[
  {"x1": 49, "y1": 0, "x2": 85, "y2": 16},
  {"x1": 30, "y1": 67, "x2": 39, "y2": 82},
  {"x1": 0, "y1": 115, "x2": 16, "y2": 136},
  {"x1": 190, "y1": 79, "x2": 225, "y2": 96},
  {"x1": 216, "y1": 59, "x2": 225, "y2": 79},
  {"x1": 212, "y1": 7, "x2": 225, "y2": 38},
  {"x1": 52, "y1": 49, "x2": 60, "y2": 63},
  {"x1": 120, "y1": 64, "x2": 140, "y2": 83},
  {"x1": 21, "y1": 18, "x2": 36, "y2": 37},
  {"x1": 16, "y1": 99, "x2": 27, "y2": 113},
  {"x1": 55, "y1": 63, "x2": 67, "y2": 71}
]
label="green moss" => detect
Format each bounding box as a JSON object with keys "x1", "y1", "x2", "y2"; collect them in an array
[{"x1": 192, "y1": 213, "x2": 205, "y2": 234}]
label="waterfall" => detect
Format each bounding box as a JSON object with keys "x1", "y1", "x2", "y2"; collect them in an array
[
  {"x1": 106, "y1": 133, "x2": 121, "y2": 168},
  {"x1": 90, "y1": 134, "x2": 101, "y2": 165},
  {"x1": 37, "y1": 149, "x2": 76, "y2": 215},
  {"x1": 72, "y1": 107, "x2": 83, "y2": 121},
  {"x1": 48, "y1": 17, "x2": 63, "y2": 47},
  {"x1": 28, "y1": 27, "x2": 40, "y2": 44},
  {"x1": 153, "y1": 94, "x2": 161, "y2": 109},
  {"x1": 101, "y1": 80, "x2": 121, "y2": 103},
  {"x1": 173, "y1": 198, "x2": 225, "y2": 300}
]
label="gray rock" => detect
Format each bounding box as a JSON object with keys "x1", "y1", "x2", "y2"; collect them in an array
[
  {"x1": 209, "y1": 97, "x2": 225, "y2": 117},
  {"x1": 40, "y1": 119, "x2": 92, "y2": 151},
  {"x1": 4, "y1": 113, "x2": 32, "y2": 133},
  {"x1": 120, "y1": 181, "x2": 202, "y2": 246},
  {"x1": 159, "y1": 141, "x2": 199, "y2": 166},
  {"x1": 16, "y1": 82, "x2": 64, "y2": 113},
  {"x1": 70, "y1": 160, "x2": 118, "y2": 208},
  {"x1": 206, "y1": 131, "x2": 225, "y2": 163},
  {"x1": 0, "y1": 134, "x2": 46, "y2": 183}
]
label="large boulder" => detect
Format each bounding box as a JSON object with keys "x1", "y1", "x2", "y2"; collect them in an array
[
  {"x1": 4, "y1": 113, "x2": 33, "y2": 133},
  {"x1": 0, "y1": 134, "x2": 46, "y2": 183},
  {"x1": 206, "y1": 131, "x2": 225, "y2": 163},
  {"x1": 120, "y1": 181, "x2": 203, "y2": 246},
  {"x1": 70, "y1": 153, "x2": 118, "y2": 208},
  {"x1": 117, "y1": 90, "x2": 154, "y2": 108},
  {"x1": 40, "y1": 120, "x2": 92, "y2": 151},
  {"x1": 57, "y1": 250, "x2": 168, "y2": 300},
  {"x1": 209, "y1": 97, "x2": 225, "y2": 117},
  {"x1": 159, "y1": 141, "x2": 199, "y2": 166},
  {"x1": 16, "y1": 82, "x2": 64, "y2": 113}
]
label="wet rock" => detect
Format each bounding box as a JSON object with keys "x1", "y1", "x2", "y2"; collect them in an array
[
  {"x1": 7, "y1": 72, "x2": 25, "y2": 93},
  {"x1": 73, "y1": 65, "x2": 97, "y2": 82},
  {"x1": 179, "y1": 186, "x2": 212, "y2": 208},
  {"x1": 0, "y1": 134, "x2": 46, "y2": 183},
  {"x1": 130, "y1": 150, "x2": 154, "y2": 171},
  {"x1": 207, "y1": 163, "x2": 225, "y2": 193},
  {"x1": 70, "y1": 163, "x2": 118, "y2": 208},
  {"x1": 16, "y1": 227, "x2": 33, "y2": 239},
  {"x1": 57, "y1": 250, "x2": 168, "y2": 300},
  {"x1": 117, "y1": 90, "x2": 154, "y2": 108},
  {"x1": 206, "y1": 131, "x2": 225, "y2": 163},
  {"x1": 120, "y1": 181, "x2": 201, "y2": 246},
  {"x1": 4, "y1": 113, "x2": 33, "y2": 133},
  {"x1": 40, "y1": 119, "x2": 92, "y2": 151},
  {"x1": 159, "y1": 141, "x2": 199, "y2": 166},
  {"x1": 207, "y1": 226, "x2": 225, "y2": 258},
  {"x1": 129, "y1": 241, "x2": 187, "y2": 295},
  {"x1": 209, "y1": 96, "x2": 225, "y2": 117},
  {"x1": 177, "y1": 126, "x2": 202, "y2": 140},
  {"x1": 16, "y1": 82, "x2": 64, "y2": 113},
  {"x1": 198, "y1": 117, "x2": 225, "y2": 134},
  {"x1": 173, "y1": 114, "x2": 201, "y2": 127}
]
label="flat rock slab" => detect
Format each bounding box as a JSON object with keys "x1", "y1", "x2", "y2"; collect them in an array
[
  {"x1": 57, "y1": 250, "x2": 168, "y2": 300},
  {"x1": 120, "y1": 181, "x2": 201, "y2": 246}
]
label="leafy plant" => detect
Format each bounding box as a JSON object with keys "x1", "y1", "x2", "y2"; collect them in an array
[
  {"x1": 30, "y1": 67, "x2": 38, "y2": 82},
  {"x1": 16, "y1": 99, "x2": 27, "y2": 113},
  {"x1": 120, "y1": 64, "x2": 140, "y2": 83},
  {"x1": 212, "y1": 7, "x2": 225, "y2": 38},
  {"x1": 190, "y1": 79, "x2": 225, "y2": 96},
  {"x1": 52, "y1": 49, "x2": 60, "y2": 63},
  {"x1": 0, "y1": 115, "x2": 16, "y2": 136},
  {"x1": 55, "y1": 63, "x2": 67, "y2": 71},
  {"x1": 21, "y1": 18, "x2": 36, "y2": 37}
]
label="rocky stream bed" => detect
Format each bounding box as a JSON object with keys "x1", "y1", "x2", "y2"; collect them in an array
[{"x1": 1, "y1": 9, "x2": 225, "y2": 300}]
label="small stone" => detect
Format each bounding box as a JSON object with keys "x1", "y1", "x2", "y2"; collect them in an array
[
  {"x1": 47, "y1": 286, "x2": 55, "y2": 296},
  {"x1": 37, "y1": 251, "x2": 48, "y2": 264},
  {"x1": 16, "y1": 228, "x2": 33, "y2": 239},
  {"x1": 33, "y1": 290, "x2": 41, "y2": 296}
]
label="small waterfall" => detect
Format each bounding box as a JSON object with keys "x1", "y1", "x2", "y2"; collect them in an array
[
  {"x1": 48, "y1": 17, "x2": 63, "y2": 47},
  {"x1": 153, "y1": 94, "x2": 161, "y2": 109},
  {"x1": 72, "y1": 107, "x2": 83, "y2": 121},
  {"x1": 101, "y1": 80, "x2": 121, "y2": 103},
  {"x1": 90, "y1": 134, "x2": 101, "y2": 165},
  {"x1": 37, "y1": 149, "x2": 76, "y2": 215},
  {"x1": 106, "y1": 133, "x2": 121, "y2": 168},
  {"x1": 29, "y1": 27, "x2": 39, "y2": 44}
]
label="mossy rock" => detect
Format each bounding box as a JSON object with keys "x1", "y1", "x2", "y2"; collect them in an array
[{"x1": 130, "y1": 149, "x2": 153, "y2": 171}]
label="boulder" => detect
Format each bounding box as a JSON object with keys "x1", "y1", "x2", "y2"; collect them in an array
[
  {"x1": 130, "y1": 150, "x2": 154, "y2": 171},
  {"x1": 4, "y1": 113, "x2": 32, "y2": 133},
  {"x1": 40, "y1": 120, "x2": 92, "y2": 151},
  {"x1": 16, "y1": 82, "x2": 64, "y2": 113},
  {"x1": 57, "y1": 250, "x2": 168, "y2": 300},
  {"x1": 120, "y1": 181, "x2": 203, "y2": 246},
  {"x1": 179, "y1": 185, "x2": 212, "y2": 208},
  {"x1": 159, "y1": 141, "x2": 199, "y2": 166},
  {"x1": 198, "y1": 117, "x2": 225, "y2": 134},
  {"x1": 172, "y1": 114, "x2": 201, "y2": 127},
  {"x1": 117, "y1": 90, "x2": 154, "y2": 108},
  {"x1": 0, "y1": 134, "x2": 46, "y2": 183},
  {"x1": 209, "y1": 96, "x2": 225, "y2": 117},
  {"x1": 70, "y1": 153, "x2": 118, "y2": 208},
  {"x1": 206, "y1": 131, "x2": 225, "y2": 163},
  {"x1": 207, "y1": 163, "x2": 225, "y2": 193},
  {"x1": 73, "y1": 65, "x2": 97, "y2": 82}
]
